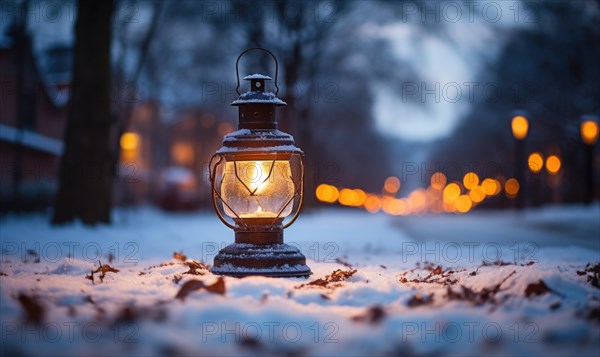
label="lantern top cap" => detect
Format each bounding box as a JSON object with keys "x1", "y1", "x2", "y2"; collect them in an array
[
  {"x1": 232, "y1": 72, "x2": 286, "y2": 106},
  {"x1": 243, "y1": 73, "x2": 272, "y2": 80}
]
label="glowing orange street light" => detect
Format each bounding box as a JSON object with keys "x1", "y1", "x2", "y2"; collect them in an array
[
  {"x1": 580, "y1": 116, "x2": 599, "y2": 204},
  {"x1": 527, "y1": 152, "x2": 544, "y2": 174},
  {"x1": 510, "y1": 111, "x2": 529, "y2": 209},
  {"x1": 120, "y1": 132, "x2": 139, "y2": 151},
  {"x1": 505, "y1": 178, "x2": 520, "y2": 198},
  {"x1": 581, "y1": 119, "x2": 599, "y2": 145},
  {"x1": 511, "y1": 115, "x2": 529, "y2": 141},
  {"x1": 545, "y1": 155, "x2": 561, "y2": 175},
  {"x1": 120, "y1": 132, "x2": 140, "y2": 162}
]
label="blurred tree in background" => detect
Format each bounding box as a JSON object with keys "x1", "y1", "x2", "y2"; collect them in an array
[
  {"x1": 430, "y1": 0, "x2": 600, "y2": 204},
  {"x1": 52, "y1": 0, "x2": 114, "y2": 224}
]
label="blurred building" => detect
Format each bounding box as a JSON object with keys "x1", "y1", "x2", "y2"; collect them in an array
[
  {"x1": 0, "y1": 21, "x2": 70, "y2": 211},
  {"x1": 158, "y1": 109, "x2": 235, "y2": 210},
  {"x1": 116, "y1": 101, "x2": 165, "y2": 207}
]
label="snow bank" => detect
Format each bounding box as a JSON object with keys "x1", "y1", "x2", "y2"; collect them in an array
[{"x1": 1, "y1": 205, "x2": 599, "y2": 356}]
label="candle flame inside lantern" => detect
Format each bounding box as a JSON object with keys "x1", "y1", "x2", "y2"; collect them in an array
[{"x1": 221, "y1": 160, "x2": 295, "y2": 218}]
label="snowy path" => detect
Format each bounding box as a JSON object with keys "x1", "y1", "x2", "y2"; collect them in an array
[{"x1": 1, "y1": 205, "x2": 599, "y2": 356}]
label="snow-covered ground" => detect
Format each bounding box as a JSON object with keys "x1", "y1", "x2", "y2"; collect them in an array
[{"x1": 1, "y1": 205, "x2": 599, "y2": 356}]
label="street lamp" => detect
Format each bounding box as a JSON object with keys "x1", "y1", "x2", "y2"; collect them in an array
[
  {"x1": 580, "y1": 115, "x2": 599, "y2": 204},
  {"x1": 208, "y1": 48, "x2": 311, "y2": 277},
  {"x1": 510, "y1": 111, "x2": 529, "y2": 209}
]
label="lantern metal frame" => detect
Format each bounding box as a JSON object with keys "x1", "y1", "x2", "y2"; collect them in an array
[
  {"x1": 208, "y1": 48, "x2": 312, "y2": 278},
  {"x1": 209, "y1": 152, "x2": 304, "y2": 233}
]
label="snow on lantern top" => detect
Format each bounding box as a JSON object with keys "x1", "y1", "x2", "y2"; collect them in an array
[{"x1": 231, "y1": 73, "x2": 287, "y2": 106}]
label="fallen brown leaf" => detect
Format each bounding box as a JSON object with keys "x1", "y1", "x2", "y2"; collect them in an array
[
  {"x1": 447, "y1": 270, "x2": 516, "y2": 305},
  {"x1": 579, "y1": 262, "x2": 600, "y2": 289},
  {"x1": 351, "y1": 305, "x2": 386, "y2": 324},
  {"x1": 113, "y1": 305, "x2": 168, "y2": 326},
  {"x1": 407, "y1": 293, "x2": 434, "y2": 308},
  {"x1": 296, "y1": 269, "x2": 357, "y2": 289},
  {"x1": 17, "y1": 293, "x2": 44, "y2": 325},
  {"x1": 85, "y1": 261, "x2": 120, "y2": 284},
  {"x1": 173, "y1": 251, "x2": 187, "y2": 261},
  {"x1": 183, "y1": 260, "x2": 209, "y2": 275},
  {"x1": 205, "y1": 277, "x2": 226, "y2": 295},
  {"x1": 399, "y1": 265, "x2": 460, "y2": 286},
  {"x1": 175, "y1": 277, "x2": 226, "y2": 301},
  {"x1": 524, "y1": 280, "x2": 551, "y2": 297}
]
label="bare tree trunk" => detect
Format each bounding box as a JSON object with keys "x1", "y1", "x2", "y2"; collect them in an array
[{"x1": 52, "y1": 0, "x2": 114, "y2": 225}]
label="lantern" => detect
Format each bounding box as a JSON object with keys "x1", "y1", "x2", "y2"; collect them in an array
[{"x1": 209, "y1": 48, "x2": 311, "y2": 277}]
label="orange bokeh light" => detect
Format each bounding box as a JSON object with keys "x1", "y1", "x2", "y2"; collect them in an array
[
  {"x1": 581, "y1": 120, "x2": 599, "y2": 145},
  {"x1": 443, "y1": 200, "x2": 456, "y2": 213},
  {"x1": 528, "y1": 152, "x2": 544, "y2": 174},
  {"x1": 469, "y1": 186, "x2": 486, "y2": 203},
  {"x1": 545, "y1": 155, "x2": 561, "y2": 175},
  {"x1": 455, "y1": 195, "x2": 473, "y2": 213},
  {"x1": 383, "y1": 176, "x2": 401, "y2": 194},
  {"x1": 408, "y1": 189, "x2": 427, "y2": 214},
  {"x1": 315, "y1": 184, "x2": 339, "y2": 203},
  {"x1": 120, "y1": 132, "x2": 140, "y2": 151},
  {"x1": 482, "y1": 178, "x2": 501, "y2": 196},
  {"x1": 171, "y1": 142, "x2": 195, "y2": 166},
  {"x1": 352, "y1": 189, "x2": 367, "y2": 206},
  {"x1": 338, "y1": 188, "x2": 356, "y2": 206},
  {"x1": 463, "y1": 172, "x2": 479, "y2": 190},
  {"x1": 430, "y1": 172, "x2": 447, "y2": 190},
  {"x1": 511, "y1": 115, "x2": 529, "y2": 140},
  {"x1": 363, "y1": 195, "x2": 382, "y2": 213},
  {"x1": 443, "y1": 183, "x2": 461, "y2": 203},
  {"x1": 382, "y1": 197, "x2": 407, "y2": 216},
  {"x1": 505, "y1": 178, "x2": 520, "y2": 197}
]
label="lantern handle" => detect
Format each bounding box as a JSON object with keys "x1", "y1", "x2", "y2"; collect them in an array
[{"x1": 235, "y1": 47, "x2": 279, "y2": 95}]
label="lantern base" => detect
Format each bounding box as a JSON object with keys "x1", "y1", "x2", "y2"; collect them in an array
[{"x1": 211, "y1": 243, "x2": 311, "y2": 278}]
